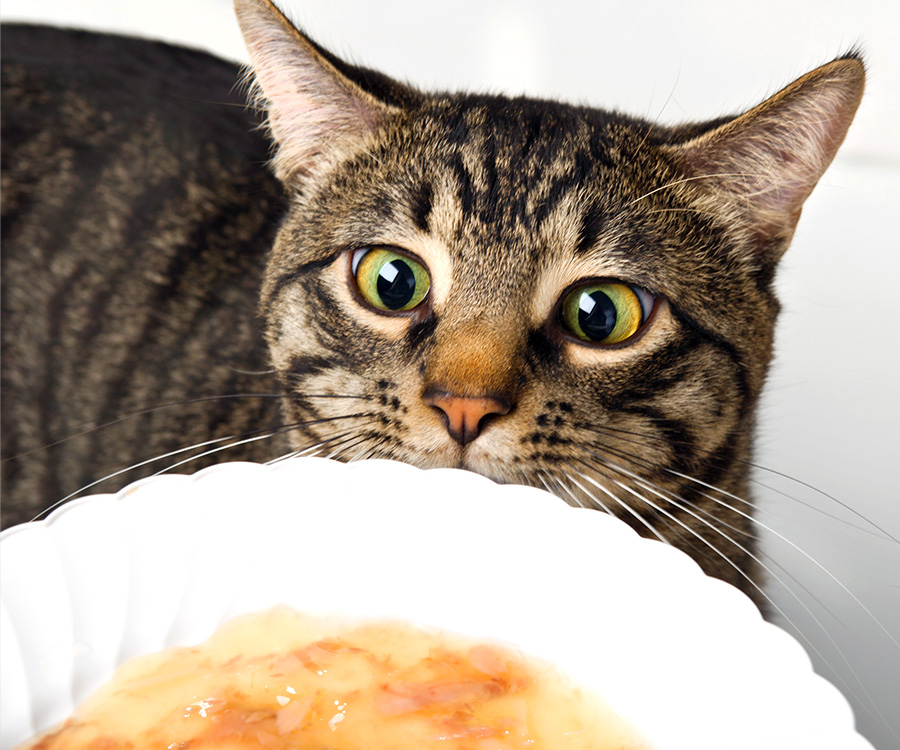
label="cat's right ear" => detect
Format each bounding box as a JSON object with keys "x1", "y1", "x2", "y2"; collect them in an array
[
  {"x1": 234, "y1": 0, "x2": 396, "y2": 184},
  {"x1": 665, "y1": 55, "x2": 864, "y2": 261}
]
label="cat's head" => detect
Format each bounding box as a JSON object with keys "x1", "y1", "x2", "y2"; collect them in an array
[{"x1": 235, "y1": 0, "x2": 863, "y2": 594}]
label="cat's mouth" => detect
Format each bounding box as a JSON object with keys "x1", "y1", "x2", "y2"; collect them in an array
[
  {"x1": 410, "y1": 439, "x2": 518, "y2": 485},
  {"x1": 455, "y1": 450, "x2": 519, "y2": 487}
]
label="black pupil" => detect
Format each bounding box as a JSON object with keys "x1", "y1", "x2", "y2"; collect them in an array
[
  {"x1": 578, "y1": 290, "x2": 617, "y2": 340},
  {"x1": 376, "y1": 258, "x2": 417, "y2": 309}
]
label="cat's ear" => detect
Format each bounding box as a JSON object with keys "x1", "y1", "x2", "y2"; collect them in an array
[
  {"x1": 234, "y1": 0, "x2": 397, "y2": 183},
  {"x1": 667, "y1": 55, "x2": 864, "y2": 258}
]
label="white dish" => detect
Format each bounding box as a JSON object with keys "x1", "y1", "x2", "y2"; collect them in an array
[{"x1": 0, "y1": 457, "x2": 873, "y2": 749}]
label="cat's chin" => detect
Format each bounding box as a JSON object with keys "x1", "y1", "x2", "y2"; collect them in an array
[
  {"x1": 457, "y1": 452, "x2": 522, "y2": 487},
  {"x1": 395, "y1": 443, "x2": 521, "y2": 486}
]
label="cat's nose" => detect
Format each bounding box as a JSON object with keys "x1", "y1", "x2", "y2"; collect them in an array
[{"x1": 423, "y1": 389, "x2": 511, "y2": 446}]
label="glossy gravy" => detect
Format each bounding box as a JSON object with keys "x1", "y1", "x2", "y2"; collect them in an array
[{"x1": 23, "y1": 607, "x2": 649, "y2": 749}]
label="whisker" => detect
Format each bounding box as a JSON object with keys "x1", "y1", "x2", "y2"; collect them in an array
[
  {"x1": 156, "y1": 432, "x2": 287, "y2": 476},
  {"x1": 31, "y1": 434, "x2": 245, "y2": 522},
  {"x1": 31, "y1": 413, "x2": 375, "y2": 521},
  {"x1": 589, "y1": 447, "x2": 859, "y2": 610},
  {"x1": 742, "y1": 466, "x2": 898, "y2": 544},
  {"x1": 571, "y1": 456, "x2": 775, "y2": 602},
  {"x1": 536, "y1": 472, "x2": 564, "y2": 501},
  {"x1": 323, "y1": 431, "x2": 385, "y2": 462},
  {"x1": 632, "y1": 65, "x2": 682, "y2": 157},
  {"x1": 619, "y1": 467, "x2": 832, "y2": 608},
  {"x1": 628, "y1": 473, "x2": 855, "y2": 646},
  {"x1": 575, "y1": 452, "x2": 892, "y2": 730},
  {"x1": 645, "y1": 207, "x2": 725, "y2": 219},
  {"x1": 227, "y1": 366, "x2": 278, "y2": 376},
  {"x1": 266, "y1": 427, "x2": 362, "y2": 465},
  {"x1": 665, "y1": 467, "x2": 900, "y2": 651},
  {"x1": 2, "y1": 392, "x2": 371, "y2": 465},
  {"x1": 345, "y1": 434, "x2": 392, "y2": 463},
  {"x1": 626, "y1": 172, "x2": 754, "y2": 207},
  {"x1": 562, "y1": 465, "x2": 670, "y2": 545},
  {"x1": 571, "y1": 456, "x2": 858, "y2": 665},
  {"x1": 154, "y1": 413, "x2": 377, "y2": 478},
  {"x1": 3, "y1": 393, "x2": 283, "y2": 465},
  {"x1": 536, "y1": 470, "x2": 588, "y2": 510},
  {"x1": 581, "y1": 422, "x2": 891, "y2": 538},
  {"x1": 572, "y1": 418, "x2": 898, "y2": 720}
]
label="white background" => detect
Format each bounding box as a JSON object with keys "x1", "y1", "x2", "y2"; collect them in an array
[{"x1": 2, "y1": 1, "x2": 898, "y2": 747}]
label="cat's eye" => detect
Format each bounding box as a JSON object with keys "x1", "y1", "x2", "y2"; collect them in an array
[
  {"x1": 559, "y1": 282, "x2": 654, "y2": 345},
  {"x1": 351, "y1": 247, "x2": 430, "y2": 313}
]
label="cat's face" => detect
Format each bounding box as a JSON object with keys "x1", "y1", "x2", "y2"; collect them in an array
[
  {"x1": 236, "y1": 0, "x2": 863, "y2": 597},
  {"x1": 263, "y1": 98, "x2": 760, "y2": 493}
]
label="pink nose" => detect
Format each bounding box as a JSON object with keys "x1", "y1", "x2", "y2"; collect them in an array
[{"x1": 423, "y1": 390, "x2": 511, "y2": 446}]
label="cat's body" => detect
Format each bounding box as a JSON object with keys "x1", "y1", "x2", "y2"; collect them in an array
[
  {"x1": 1, "y1": 0, "x2": 864, "y2": 609},
  {"x1": 1, "y1": 24, "x2": 287, "y2": 521}
]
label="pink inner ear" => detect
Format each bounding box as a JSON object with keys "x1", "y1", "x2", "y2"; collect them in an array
[
  {"x1": 238, "y1": 7, "x2": 385, "y2": 182},
  {"x1": 737, "y1": 89, "x2": 859, "y2": 218},
  {"x1": 675, "y1": 58, "x2": 863, "y2": 241}
]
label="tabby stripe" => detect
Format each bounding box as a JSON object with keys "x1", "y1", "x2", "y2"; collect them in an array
[
  {"x1": 600, "y1": 334, "x2": 701, "y2": 410},
  {"x1": 575, "y1": 202, "x2": 606, "y2": 256},
  {"x1": 42, "y1": 132, "x2": 146, "y2": 386},
  {"x1": 444, "y1": 109, "x2": 469, "y2": 147},
  {"x1": 90, "y1": 200, "x2": 238, "y2": 446},
  {"x1": 605, "y1": 405, "x2": 696, "y2": 476},
  {"x1": 596, "y1": 417, "x2": 751, "y2": 541},
  {"x1": 674, "y1": 426, "x2": 743, "y2": 507},
  {"x1": 39, "y1": 276, "x2": 69, "y2": 505},
  {"x1": 525, "y1": 329, "x2": 563, "y2": 373},
  {"x1": 519, "y1": 110, "x2": 545, "y2": 161},
  {"x1": 295, "y1": 274, "x2": 394, "y2": 368},
  {"x1": 264, "y1": 253, "x2": 341, "y2": 316},
  {"x1": 204, "y1": 396, "x2": 280, "y2": 451},
  {"x1": 531, "y1": 149, "x2": 594, "y2": 226},
  {"x1": 750, "y1": 263, "x2": 780, "y2": 306},
  {"x1": 449, "y1": 153, "x2": 475, "y2": 215},
  {"x1": 587, "y1": 127, "x2": 618, "y2": 169},
  {"x1": 408, "y1": 180, "x2": 433, "y2": 233},
  {"x1": 42, "y1": 231, "x2": 116, "y2": 503},
  {"x1": 578, "y1": 439, "x2": 757, "y2": 568},
  {"x1": 482, "y1": 126, "x2": 500, "y2": 207},
  {"x1": 669, "y1": 308, "x2": 754, "y2": 420},
  {"x1": 405, "y1": 314, "x2": 438, "y2": 350},
  {"x1": 287, "y1": 355, "x2": 331, "y2": 379},
  {"x1": 72, "y1": 176, "x2": 180, "y2": 376}
]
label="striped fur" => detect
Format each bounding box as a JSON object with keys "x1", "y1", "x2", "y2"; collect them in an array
[
  {"x1": 1, "y1": 4, "x2": 863, "y2": 607},
  {"x1": 1, "y1": 26, "x2": 288, "y2": 522}
]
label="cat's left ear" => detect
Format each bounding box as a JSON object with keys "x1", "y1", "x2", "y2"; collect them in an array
[
  {"x1": 234, "y1": 0, "x2": 399, "y2": 184},
  {"x1": 667, "y1": 55, "x2": 864, "y2": 259}
]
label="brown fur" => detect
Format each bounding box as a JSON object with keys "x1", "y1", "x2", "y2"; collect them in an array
[
  {"x1": 238, "y1": 0, "x2": 863, "y2": 604},
  {"x1": 1, "y1": 2, "x2": 864, "y2": 610}
]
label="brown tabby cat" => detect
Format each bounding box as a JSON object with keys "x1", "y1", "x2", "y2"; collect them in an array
[{"x1": 1, "y1": 0, "x2": 864, "y2": 609}]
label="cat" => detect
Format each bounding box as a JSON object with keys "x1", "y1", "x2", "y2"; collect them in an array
[
  {"x1": 1, "y1": 21, "x2": 288, "y2": 522},
  {"x1": 0, "y1": 0, "x2": 864, "y2": 612}
]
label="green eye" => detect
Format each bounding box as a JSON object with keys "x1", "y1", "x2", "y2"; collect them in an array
[
  {"x1": 560, "y1": 282, "x2": 651, "y2": 344},
  {"x1": 352, "y1": 247, "x2": 430, "y2": 312}
]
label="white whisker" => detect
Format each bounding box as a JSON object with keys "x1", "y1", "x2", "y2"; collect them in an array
[
  {"x1": 266, "y1": 427, "x2": 361, "y2": 465},
  {"x1": 567, "y1": 464, "x2": 669, "y2": 544},
  {"x1": 665, "y1": 468, "x2": 900, "y2": 652},
  {"x1": 578, "y1": 455, "x2": 889, "y2": 727},
  {"x1": 30, "y1": 434, "x2": 245, "y2": 522},
  {"x1": 155, "y1": 413, "x2": 375, "y2": 478},
  {"x1": 626, "y1": 172, "x2": 755, "y2": 207},
  {"x1": 537, "y1": 470, "x2": 589, "y2": 511},
  {"x1": 348, "y1": 435, "x2": 392, "y2": 462},
  {"x1": 742, "y1": 467, "x2": 898, "y2": 543}
]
